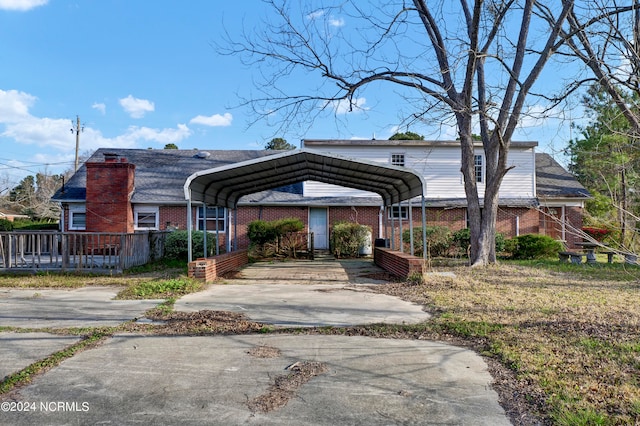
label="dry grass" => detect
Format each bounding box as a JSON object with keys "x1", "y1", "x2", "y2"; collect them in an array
[{"x1": 374, "y1": 262, "x2": 640, "y2": 425}]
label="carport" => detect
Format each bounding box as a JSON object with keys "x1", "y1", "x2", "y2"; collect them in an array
[{"x1": 183, "y1": 149, "x2": 427, "y2": 262}]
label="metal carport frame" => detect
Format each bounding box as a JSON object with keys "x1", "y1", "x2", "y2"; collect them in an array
[{"x1": 183, "y1": 149, "x2": 427, "y2": 262}]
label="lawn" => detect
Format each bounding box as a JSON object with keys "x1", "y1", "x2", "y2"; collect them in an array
[
  {"x1": 0, "y1": 258, "x2": 638, "y2": 424},
  {"x1": 371, "y1": 260, "x2": 640, "y2": 425}
]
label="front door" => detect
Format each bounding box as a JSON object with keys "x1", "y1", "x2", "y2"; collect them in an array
[{"x1": 309, "y1": 208, "x2": 328, "y2": 250}]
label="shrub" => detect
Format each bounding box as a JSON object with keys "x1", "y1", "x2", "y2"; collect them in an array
[
  {"x1": 164, "y1": 230, "x2": 216, "y2": 260},
  {"x1": 508, "y1": 234, "x2": 563, "y2": 259},
  {"x1": 452, "y1": 228, "x2": 471, "y2": 255},
  {"x1": 0, "y1": 219, "x2": 14, "y2": 231},
  {"x1": 331, "y1": 222, "x2": 370, "y2": 258},
  {"x1": 247, "y1": 220, "x2": 278, "y2": 247},
  {"x1": 13, "y1": 221, "x2": 58, "y2": 231},
  {"x1": 452, "y1": 228, "x2": 506, "y2": 256},
  {"x1": 247, "y1": 218, "x2": 304, "y2": 257},
  {"x1": 582, "y1": 227, "x2": 611, "y2": 242},
  {"x1": 273, "y1": 218, "x2": 304, "y2": 234},
  {"x1": 403, "y1": 226, "x2": 452, "y2": 257}
]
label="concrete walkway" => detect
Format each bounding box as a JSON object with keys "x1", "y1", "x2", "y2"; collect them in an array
[
  {"x1": 0, "y1": 257, "x2": 513, "y2": 425},
  {"x1": 0, "y1": 287, "x2": 163, "y2": 328}
]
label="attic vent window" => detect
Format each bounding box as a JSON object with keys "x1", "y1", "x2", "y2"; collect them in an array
[
  {"x1": 391, "y1": 153, "x2": 405, "y2": 167},
  {"x1": 195, "y1": 151, "x2": 211, "y2": 159}
]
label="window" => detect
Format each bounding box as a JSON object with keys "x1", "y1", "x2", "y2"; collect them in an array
[
  {"x1": 388, "y1": 206, "x2": 409, "y2": 220},
  {"x1": 391, "y1": 153, "x2": 405, "y2": 167},
  {"x1": 474, "y1": 154, "x2": 484, "y2": 183},
  {"x1": 134, "y1": 206, "x2": 159, "y2": 230},
  {"x1": 198, "y1": 206, "x2": 226, "y2": 233},
  {"x1": 68, "y1": 205, "x2": 86, "y2": 230}
]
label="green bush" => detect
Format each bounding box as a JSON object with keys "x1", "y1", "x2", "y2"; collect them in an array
[
  {"x1": 403, "y1": 226, "x2": 452, "y2": 257},
  {"x1": 13, "y1": 221, "x2": 58, "y2": 230},
  {"x1": 331, "y1": 222, "x2": 370, "y2": 258},
  {"x1": 508, "y1": 234, "x2": 563, "y2": 259},
  {"x1": 247, "y1": 218, "x2": 305, "y2": 258},
  {"x1": 247, "y1": 220, "x2": 278, "y2": 247},
  {"x1": 0, "y1": 219, "x2": 14, "y2": 231},
  {"x1": 452, "y1": 228, "x2": 506, "y2": 256},
  {"x1": 273, "y1": 218, "x2": 304, "y2": 234},
  {"x1": 452, "y1": 228, "x2": 471, "y2": 255},
  {"x1": 164, "y1": 230, "x2": 216, "y2": 260}
]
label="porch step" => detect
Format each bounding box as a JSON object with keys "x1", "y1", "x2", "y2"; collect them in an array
[{"x1": 313, "y1": 250, "x2": 334, "y2": 261}]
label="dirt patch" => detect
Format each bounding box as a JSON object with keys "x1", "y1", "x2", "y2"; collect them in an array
[
  {"x1": 124, "y1": 310, "x2": 266, "y2": 334},
  {"x1": 248, "y1": 361, "x2": 329, "y2": 413},
  {"x1": 248, "y1": 345, "x2": 281, "y2": 358}
]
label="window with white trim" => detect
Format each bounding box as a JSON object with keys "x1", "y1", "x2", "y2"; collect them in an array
[
  {"x1": 388, "y1": 206, "x2": 409, "y2": 220},
  {"x1": 390, "y1": 153, "x2": 405, "y2": 167},
  {"x1": 474, "y1": 154, "x2": 484, "y2": 183},
  {"x1": 197, "y1": 206, "x2": 226, "y2": 233},
  {"x1": 68, "y1": 205, "x2": 86, "y2": 230},
  {"x1": 134, "y1": 206, "x2": 159, "y2": 230}
]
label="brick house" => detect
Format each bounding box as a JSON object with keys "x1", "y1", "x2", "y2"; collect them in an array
[{"x1": 51, "y1": 140, "x2": 589, "y2": 251}]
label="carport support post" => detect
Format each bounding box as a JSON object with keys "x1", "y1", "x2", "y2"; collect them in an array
[
  {"x1": 187, "y1": 197, "x2": 193, "y2": 263},
  {"x1": 390, "y1": 206, "x2": 395, "y2": 250},
  {"x1": 203, "y1": 203, "x2": 208, "y2": 258},
  {"x1": 226, "y1": 209, "x2": 232, "y2": 253},
  {"x1": 215, "y1": 207, "x2": 220, "y2": 256},
  {"x1": 421, "y1": 195, "x2": 427, "y2": 260},
  {"x1": 408, "y1": 198, "x2": 414, "y2": 256},
  {"x1": 233, "y1": 208, "x2": 238, "y2": 252},
  {"x1": 384, "y1": 206, "x2": 388, "y2": 245},
  {"x1": 399, "y1": 202, "x2": 404, "y2": 253}
]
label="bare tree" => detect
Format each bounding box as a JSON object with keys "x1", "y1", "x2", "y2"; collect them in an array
[{"x1": 224, "y1": 0, "x2": 574, "y2": 265}]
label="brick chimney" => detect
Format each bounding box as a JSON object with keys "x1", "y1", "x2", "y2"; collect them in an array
[{"x1": 85, "y1": 153, "x2": 135, "y2": 233}]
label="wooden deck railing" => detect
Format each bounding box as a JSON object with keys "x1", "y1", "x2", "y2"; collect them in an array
[{"x1": 0, "y1": 231, "x2": 169, "y2": 273}]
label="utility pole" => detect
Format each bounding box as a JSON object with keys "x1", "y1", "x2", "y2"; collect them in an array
[{"x1": 71, "y1": 115, "x2": 84, "y2": 171}]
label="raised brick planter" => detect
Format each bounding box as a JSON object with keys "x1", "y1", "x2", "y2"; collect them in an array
[
  {"x1": 188, "y1": 250, "x2": 248, "y2": 283},
  {"x1": 374, "y1": 247, "x2": 425, "y2": 278}
]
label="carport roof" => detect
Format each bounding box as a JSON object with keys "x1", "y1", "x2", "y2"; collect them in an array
[{"x1": 184, "y1": 149, "x2": 425, "y2": 208}]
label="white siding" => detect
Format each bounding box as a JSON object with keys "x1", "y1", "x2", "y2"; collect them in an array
[{"x1": 303, "y1": 144, "x2": 536, "y2": 199}]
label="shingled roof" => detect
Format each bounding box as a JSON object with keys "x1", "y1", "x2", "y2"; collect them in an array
[
  {"x1": 535, "y1": 153, "x2": 590, "y2": 199},
  {"x1": 52, "y1": 148, "x2": 589, "y2": 205},
  {"x1": 52, "y1": 148, "x2": 290, "y2": 204}
]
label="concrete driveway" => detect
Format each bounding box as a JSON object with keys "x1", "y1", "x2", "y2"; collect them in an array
[{"x1": 0, "y1": 257, "x2": 512, "y2": 425}]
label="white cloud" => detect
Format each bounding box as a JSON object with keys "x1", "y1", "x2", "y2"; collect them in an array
[
  {"x1": 306, "y1": 10, "x2": 324, "y2": 20},
  {"x1": 121, "y1": 124, "x2": 191, "y2": 143},
  {"x1": 92, "y1": 102, "x2": 106, "y2": 115},
  {"x1": 2, "y1": 116, "x2": 80, "y2": 151},
  {"x1": 119, "y1": 95, "x2": 155, "y2": 118},
  {"x1": 328, "y1": 17, "x2": 345, "y2": 27},
  {"x1": 0, "y1": 89, "x2": 37, "y2": 123},
  {"x1": 0, "y1": 0, "x2": 47, "y2": 11},
  {"x1": 189, "y1": 113, "x2": 233, "y2": 127},
  {"x1": 326, "y1": 97, "x2": 368, "y2": 114}
]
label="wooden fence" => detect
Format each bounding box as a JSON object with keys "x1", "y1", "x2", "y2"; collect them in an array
[{"x1": 0, "y1": 231, "x2": 169, "y2": 273}]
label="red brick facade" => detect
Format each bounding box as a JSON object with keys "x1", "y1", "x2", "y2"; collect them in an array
[{"x1": 66, "y1": 155, "x2": 584, "y2": 251}]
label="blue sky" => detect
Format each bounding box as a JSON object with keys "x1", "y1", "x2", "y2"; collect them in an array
[{"x1": 0, "y1": 0, "x2": 580, "y2": 188}]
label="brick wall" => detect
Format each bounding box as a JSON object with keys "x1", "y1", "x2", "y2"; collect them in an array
[
  {"x1": 85, "y1": 154, "x2": 135, "y2": 233},
  {"x1": 328, "y1": 206, "x2": 381, "y2": 240},
  {"x1": 235, "y1": 206, "x2": 310, "y2": 249},
  {"x1": 374, "y1": 247, "x2": 424, "y2": 278},
  {"x1": 565, "y1": 206, "x2": 584, "y2": 249},
  {"x1": 187, "y1": 250, "x2": 249, "y2": 282}
]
